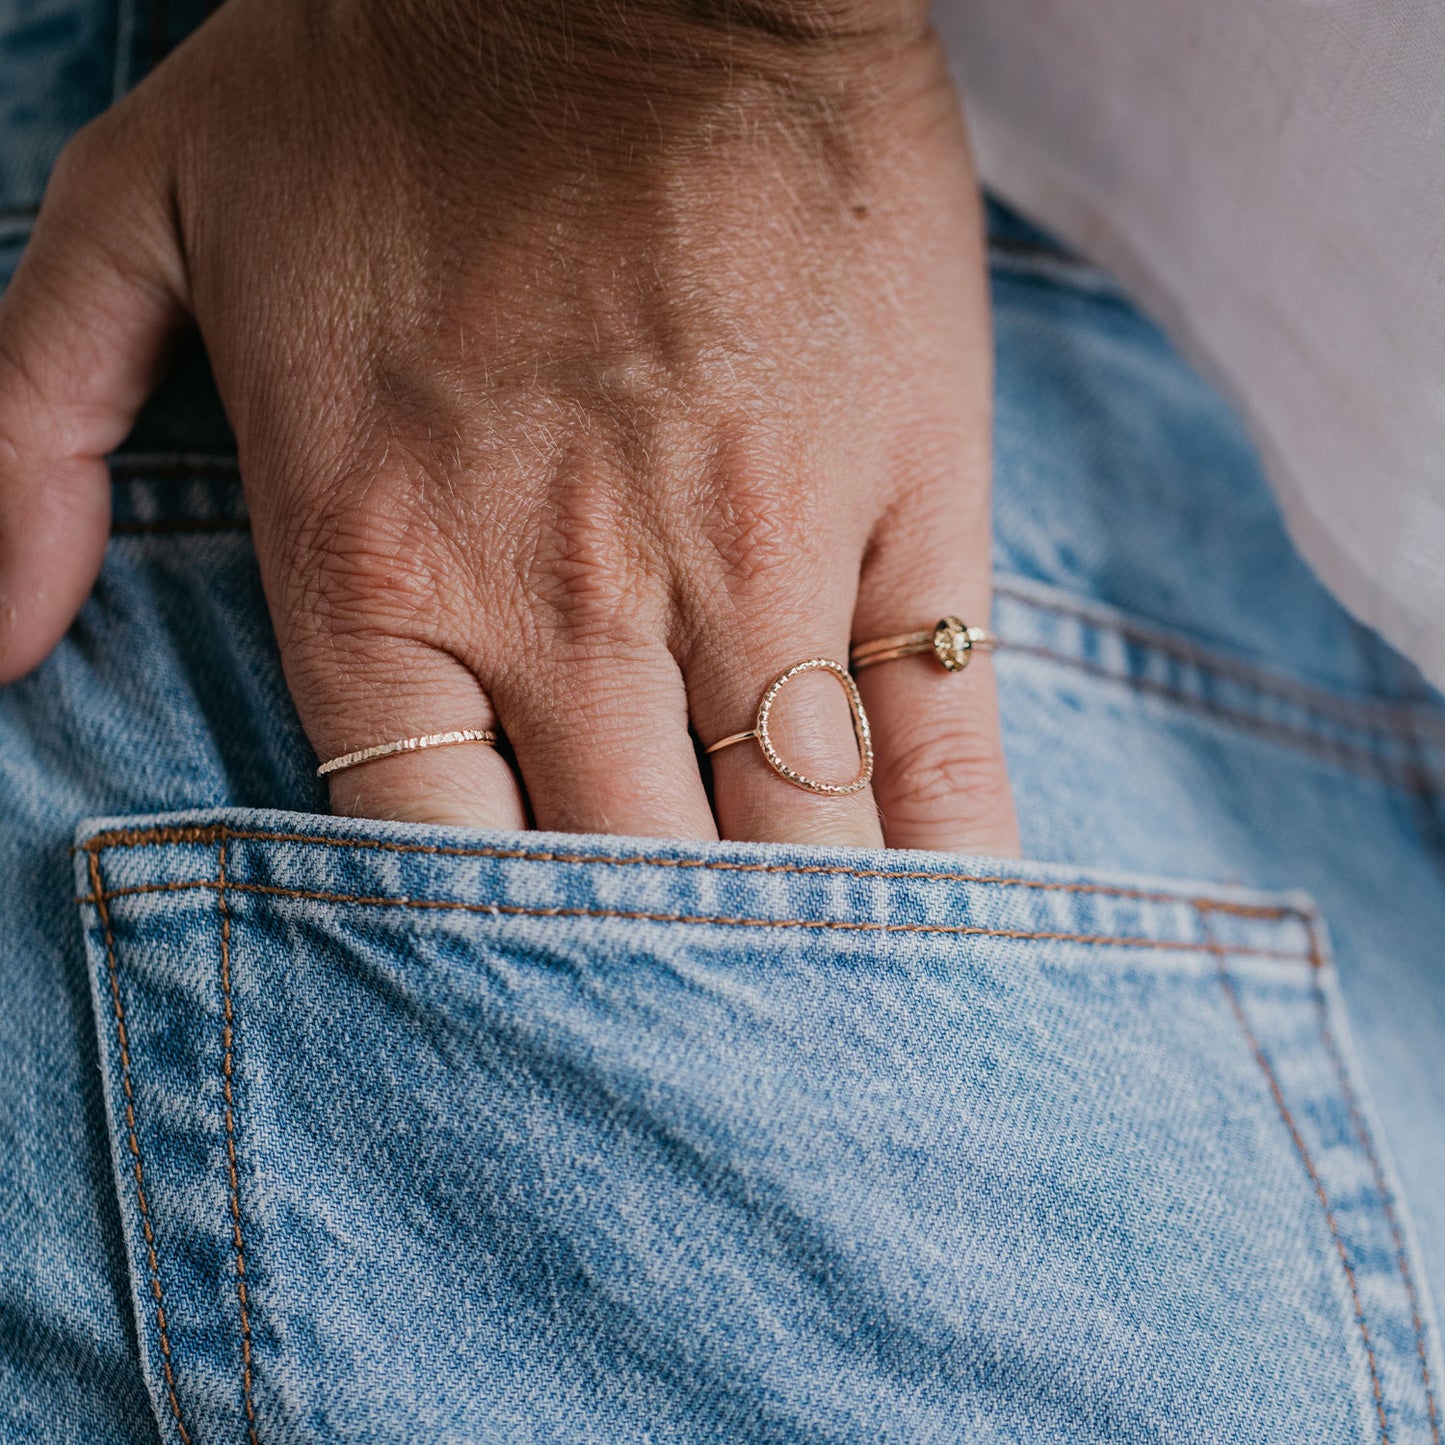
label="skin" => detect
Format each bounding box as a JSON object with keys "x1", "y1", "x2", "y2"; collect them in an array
[{"x1": 0, "y1": 0, "x2": 1018, "y2": 856}]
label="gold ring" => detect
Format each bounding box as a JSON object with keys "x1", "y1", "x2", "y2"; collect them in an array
[
  {"x1": 850, "y1": 616, "x2": 998, "y2": 674},
  {"x1": 704, "y1": 658, "x2": 874, "y2": 796},
  {"x1": 317, "y1": 728, "x2": 500, "y2": 777}
]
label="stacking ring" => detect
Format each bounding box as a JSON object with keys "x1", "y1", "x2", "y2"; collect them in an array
[
  {"x1": 704, "y1": 658, "x2": 874, "y2": 796},
  {"x1": 317, "y1": 728, "x2": 500, "y2": 777},
  {"x1": 850, "y1": 615, "x2": 998, "y2": 674}
]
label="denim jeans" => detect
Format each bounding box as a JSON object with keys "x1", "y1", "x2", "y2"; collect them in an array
[{"x1": 4, "y1": 4, "x2": 1445, "y2": 1442}]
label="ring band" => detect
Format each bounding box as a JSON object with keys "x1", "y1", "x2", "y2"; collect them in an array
[
  {"x1": 704, "y1": 658, "x2": 873, "y2": 796},
  {"x1": 316, "y1": 728, "x2": 500, "y2": 777},
  {"x1": 850, "y1": 615, "x2": 998, "y2": 674}
]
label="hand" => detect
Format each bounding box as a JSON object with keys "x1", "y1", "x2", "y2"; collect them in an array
[{"x1": 0, "y1": 0, "x2": 1018, "y2": 854}]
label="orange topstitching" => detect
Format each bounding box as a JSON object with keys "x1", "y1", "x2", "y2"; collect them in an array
[
  {"x1": 76, "y1": 823, "x2": 1309, "y2": 926},
  {"x1": 1204, "y1": 911, "x2": 1390, "y2": 1445},
  {"x1": 218, "y1": 842, "x2": 262, "y2": 1445},
  {"x1": 1306, "y1": 931, "x2": 1442, "y2": 1445},
  {"x1": 77, "y1": 876, "x2": 1312, "y2": 963},
  {"x1": 85, "y1": 850, "x2": 193, "y2": 1445}
]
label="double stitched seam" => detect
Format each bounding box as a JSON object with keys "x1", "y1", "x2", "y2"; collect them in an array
[
  {"x1": 76, "y1": 827, "x2": 1307, "y2": 924},
  {"x1": 1201, "y1": 908, "x2": 1390, "y2": 1444},
  {"x1": 994, "y1": 582, "x2": 1445, "y2": 747},
  {"x1": 219, "y1": 842, "x2": 262, "y2": 1444},
  {"x1": 85, "y1": 851, "x2": 193, "y2": 1444},
  {"x1": 1004, "y1": 642, "x2": 1436, "y2": 793},
  {"x1": 1306, "y1": 921, "x2": 1442, "y2": 1444},
  {"x1": 80, "y1": 878, "x2": 1310, "y2": 962}
]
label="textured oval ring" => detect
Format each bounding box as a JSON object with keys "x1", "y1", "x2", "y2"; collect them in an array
[
  {"x1": 705, "y1": 658, "x2": 874, "y2": 796},
  {"x1": 317, "y1": 728, "x2": 500, "y2": 777}
]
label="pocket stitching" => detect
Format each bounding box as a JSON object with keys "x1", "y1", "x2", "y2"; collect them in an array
[
  {"x1": 86, "y1": 850, "x2": 194, "y2": 1445},
  {"x1": 77, "y1": 825, "x2": 1311, "y2": 927},
  {"x1": 1313, "y1": 976, "x2": 1444, "y2": 1444},
  {"x1": 1204, "y1": 908, "x2": 1391, "y2": 1445},
  {"x1": 80, "y1": 836, "x2": 1351, "y2": 1439},
  {"x1": 83, "y1": 877, "x2": 1313, "y2": 964},
  {"x1": 219, "y1": 840, "x2": 262, "y2": 1445}
]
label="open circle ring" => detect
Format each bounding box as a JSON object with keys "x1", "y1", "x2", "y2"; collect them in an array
[{"x1": 704, "y1": 658, "x2": 874, "y2": 796}]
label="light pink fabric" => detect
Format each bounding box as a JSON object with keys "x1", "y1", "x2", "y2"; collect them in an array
[{"x1": 939, "y1": 0, "x2": 1445, "y2": 685}]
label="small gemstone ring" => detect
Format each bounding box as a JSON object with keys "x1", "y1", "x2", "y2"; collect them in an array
[
  {"x1": 849, "y1": 616, "x2": 999, "y2": 674},
  {"x1": 704, "y1": 658, "x2": 874, "y2": 796}
]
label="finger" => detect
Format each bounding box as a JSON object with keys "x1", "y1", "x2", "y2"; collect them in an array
[
  {"x1": 257, "y1": 494, "x2": 529, "y2": 828},
  {"x1": 686, "y1": 590, "x2": 885, "y2": 849},
  {"x1": 0, "y1": 114, "x2": 188, "y2": 681},
  {"x1": 297, "y1": 633, "x2": 528, "y2": 829},
  {"x1": 852, "y1": 487, "x2": 1020, "y2": 858},
  {"x1": 491, "y1": 646, "x2": 719, "y2": 841}
]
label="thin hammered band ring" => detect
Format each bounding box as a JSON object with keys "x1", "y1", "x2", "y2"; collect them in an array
[
  {"x1": 850, "y1": 615, "x2": 999, "y2": 674},
  {"x1": 704, "y1": 657, "x2": 874, "y2": 796},
  {"x1": 316, "y1": 728, "x2": 500, "y2": 777}
]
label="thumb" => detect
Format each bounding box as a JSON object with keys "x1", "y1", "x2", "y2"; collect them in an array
[{"x1": 0, "y1": 113, "x2": 189, "y2": 682}]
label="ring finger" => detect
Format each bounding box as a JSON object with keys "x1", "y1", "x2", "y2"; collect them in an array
[{"x1": 851, "y1": 494, "x2": 1019, "y2": 858}]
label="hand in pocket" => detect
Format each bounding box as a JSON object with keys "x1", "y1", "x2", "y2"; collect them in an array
[{"x1": 0, "y1": 0, "x2": 1016, "y2": 855}]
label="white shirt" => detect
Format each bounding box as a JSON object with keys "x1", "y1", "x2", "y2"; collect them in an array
[{"x1": 937, "y1": 0, "x2": 1445, "y2": 687}]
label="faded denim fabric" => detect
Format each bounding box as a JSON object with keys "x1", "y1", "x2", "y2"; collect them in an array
[
  {"x1": 69, "y1": 815, "x2": 1417, "y2": 1444},
  {"x1": 5, "y1": 2, "x2": 1445, "y2": 1442}
]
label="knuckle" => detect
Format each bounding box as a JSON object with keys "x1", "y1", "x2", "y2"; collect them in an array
[
  {"x1": 48, "y1": 110, "x2": 142, "y2": 204},
  {"x1": 697, "y1": 445, "x2": 822, "y2": 596},
  {"x1": 523, "y1": 471, "x2": 661, "y2": 651},
  {"x1": 280, "y1": 482, "x2": 452, "y2": 648},
  {"x1": 0, "y1": 330, "x2": 44, "y2": 433},
  {"x1": 34, "y1": 109, "x2": 176, "y2": 296},
  {"x1": 48, "y1": 123, "x2": 109, "y2": 196},
  {"x1": 878, "y1": 717, "x2": 1012, "y2": 823}
]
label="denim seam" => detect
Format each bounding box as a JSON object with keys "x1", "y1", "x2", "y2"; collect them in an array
[
  {"x1": 79, "y1": 878, "x2": 1313, "y2": 963},
  {"x1": 1202, "y1": 908, "x2": 1391, "y2": 1444},
  {"x1": 1008, "y1": 640, "x2": 1437, "y2": 793},
  {"x1": 986, "y1": 244, "x2": 1128, "y2": 300},
  {"x1": 996, "y1": 581, "x2": 1445, "y2": 746},
  {"x1": 219, "y1": 841, "x2": 262, "y2": 1444},
  {"x1": 1306, "y1": 916, "x2": 1443, "y2": 1442},
  {"x1": 75, "y1": 826, "x2": 1312, "y2": 925},
  {"x1": 0, "y1": 210, "x2": 36, "y2": 246},
  {"x1": 86, "y1": 851, "x2": 194, "y2": 1445}
]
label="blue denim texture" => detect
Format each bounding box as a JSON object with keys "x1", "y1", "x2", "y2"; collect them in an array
[
  {"x1": 5, "y1": 2, "x2": 1445, "y2": 1441},
  {"x1": 69, "y1": 816, "x2": 1410, "y2": 1444}
]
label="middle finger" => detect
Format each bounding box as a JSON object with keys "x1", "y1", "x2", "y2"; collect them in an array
[{"x1": 684, "y1": 585, "x2": 885, "y2": 849}]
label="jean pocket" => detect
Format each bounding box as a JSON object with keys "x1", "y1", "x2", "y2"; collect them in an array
[{"x1": 74, "y1": 807, "x2": 1442, "y2": 1445}]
